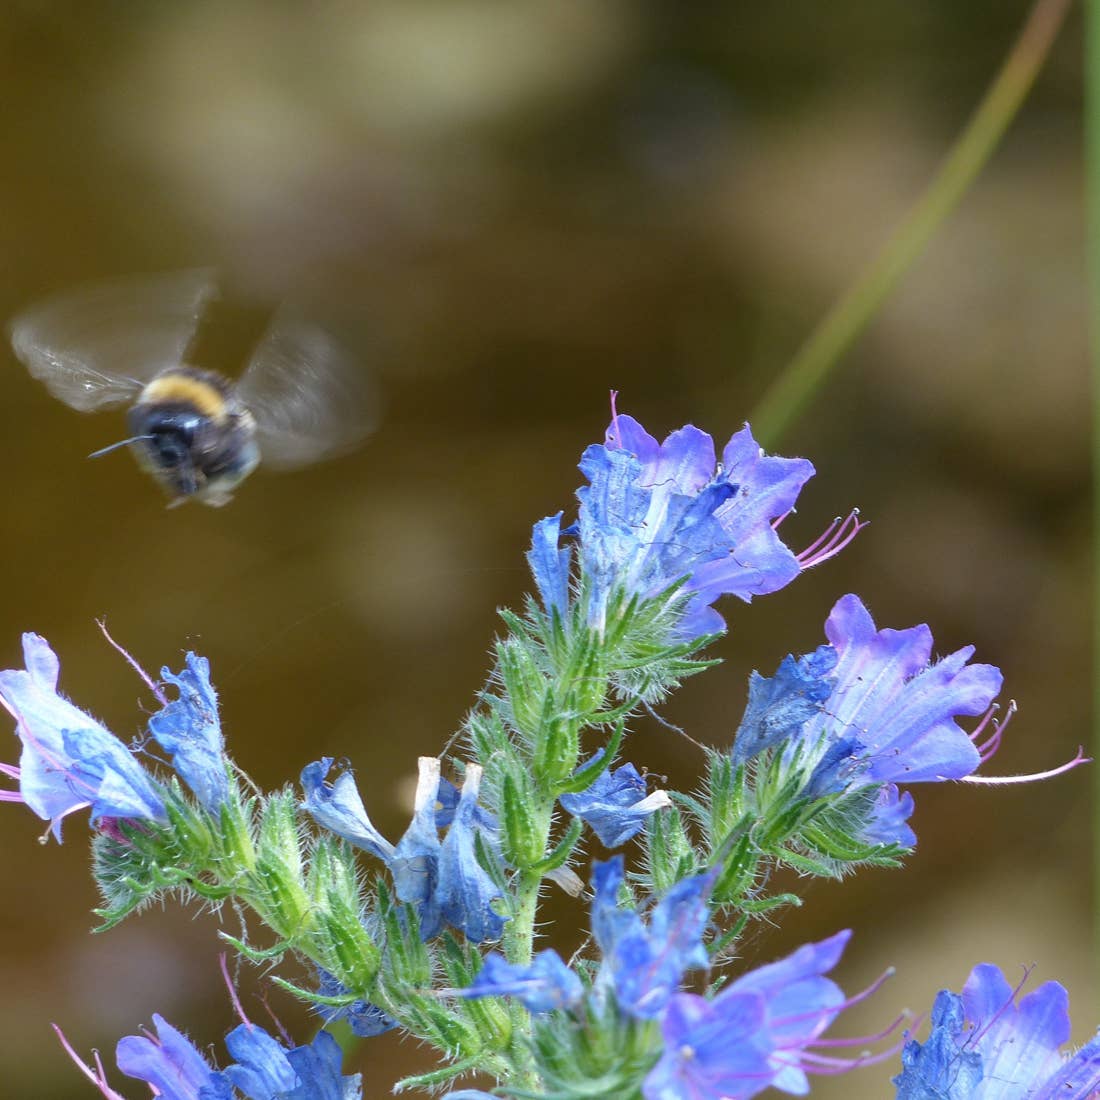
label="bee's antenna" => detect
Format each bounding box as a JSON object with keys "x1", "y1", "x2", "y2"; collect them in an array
[{"x1": 88, "y1": 435, "x2": 155, "y2": 459}]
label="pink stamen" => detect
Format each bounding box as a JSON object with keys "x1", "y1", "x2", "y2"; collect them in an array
[
  {"x1": 52, "y1": 1024, "x2": 127, "y2": 1100},
  {"x1": 258, "y1": 989, "x2": 294, "y2": 1048},
  {"x1": 811, "y1": 1011, "x2": 911, "y2": 1048},
  {"x1": 220, "y1": 952, "x2": 252, "y2": 1030},
  {"x1": 963, "y1": 745, "x2": 1091, "y2": 785},
  {"x1": 97, "y1": 619, "x2": 167, "y2": 706},
  {"x1": 608, "y1": 389, "x2": 622, "y2": 448},
  {"x1": 972, "y1": 702, "x2": 1016, "y2": 762},
  {"x1": 798, "y1": 509, "x2": 867, "y2": 569},
  {"x1": 771, "y1": 508, "x2": 795, "y2": 531},
  {"x1": 964, "y1": 966, "x2": 1034, "y2": 1052},
  {"x1": 796, "y1": 514, "x2": 842, "y2": 558},
  {"x1": 967, "y1": 703, "x2": 999, "y2": 745},
  {"x1": 782, "y1": 1034, "x2": 907, "y2": 1073},
  {"x1": 0, "y1": 761, "x2": 21, "y2": 802},
  {"x1": 773, "y1": 966, "x2": 895, "y2": 1030}
]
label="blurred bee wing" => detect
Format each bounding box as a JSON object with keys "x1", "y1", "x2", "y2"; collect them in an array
[
  {"x1": 8, "y1": 268, "x2": 217, "y2": 412},
  {"x1": 236, "y1": 308, "x2": 377, "y2": 470}
]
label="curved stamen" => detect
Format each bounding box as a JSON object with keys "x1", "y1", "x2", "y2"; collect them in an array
[
  {"x1": 0, "y1": 761, "x2": 22, "y2": 803},
  {"x1": 798, "y1": 509, "x2": 867, "y2": 569},
  {"x1": 97, "y1": 619, "x2": 167, "y2": 706},
  {"x1": 811, "y1": 1010, "x2": 912, "y2": 1048},
  {"x1": 972, "y1": 701, "x2": 1016, "y2": 762},
  {"x1": 772, "y1": 966, "x2": 895, "y2": 1031},
  {"x1": 52, "y1": 1025, "x2": 127, "y2": 1100},
  {"x1": 962, "y1": 965, "x2": 1033, "y2": 1053},
  {"x1": 608, "y1": 389, "x2": 623, "y2": 450},
  {"x1": 796, "y1": 514, "x2": 842, "y2": 558},
  {"x1": 963, "y1": 745, "x2": 1091, "y2": 785},
  {"x1": 220, "y1": 952, "x2": 253, "y2": 1030}
]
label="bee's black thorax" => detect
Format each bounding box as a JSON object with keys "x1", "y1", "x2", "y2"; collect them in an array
[{"x1": 127, "y1": 367, "x2": 260, "y2": 506}]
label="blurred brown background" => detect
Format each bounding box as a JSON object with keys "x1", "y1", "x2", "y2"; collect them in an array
[{"x1": 0, "y1": 2, "x2": 1091, "y2": 1096}]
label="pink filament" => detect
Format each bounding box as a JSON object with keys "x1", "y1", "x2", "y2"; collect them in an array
[
  {"x1": 221, "y1": 952, "x2": 253, "y2": 1030},
  {"x1": 52, "y1": 1024, "x2": 127, "y2": 1100},
  {"x1": 0, "y1": 761, "x2": 21, "y2": 803},
  {"x1": 963, "y1": 744, "x2": 1091, "y2": 785},
  {"x1": 608, "y1": 389, "x2": 622, "y2": 449},
  {"x1": 798, "y1": 509, "x2": 868, "y2": 569},
  {"x1": 97, "y1": 619, "x2": 167, "y2": 706}
]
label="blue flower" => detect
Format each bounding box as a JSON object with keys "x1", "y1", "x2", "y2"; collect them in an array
[
  {"x1": 437, "y1": 764, "x2": 508, "y2": 943},
  {"x1": 643, "y1": 930, "x2": 853, "y2": 1099},
  {"x1": 389, "y1": 754, "x2": 445, "y2": 939},
  {"x1": 731, "y1": 646, "x2": 838, "y2": 765},
  {"x1": 114, "y1": 1013, "x2": 232, "y2": 1099},
  {"x1": 529, "y1": 410, "x2": 819, "y2": 641},
  {"x1": 147, "y1": 653, "x2": 229, "y2": 813},
  {"x1": 313, "y1": 968, "x2": 397, "y2": 1038},
  {"x1": 459, "y1": 949, "x2": 584, "y2": 1014},
  {"x1": 278, "y1": 1031, "x2": 363, "y2": 1100},
  {"x1": 591, "y1": 856, "x2": 711, "y2": 1020},
  {"x1": 894, "y1": 963, "x2": 1100, "y2": 1099},
  {"x1": 63, "y1": 1013, "x2": 362, "y2": 1100},
  {"x1": 220, "y1": 1023, "x2": 299, "y2": 1097},
  {"x1": 304, "y1": 756, "x2": 506, "y2": 943},
  {"x1": 0, "y1": 633, "x2": 167, "y2": 839},
  {"x1": 559, "y1": 752, "x2": 671, "y2": 847},
  {"x1": 299, "y1": 757, "x2": 396, "y2": 863},
  {"x1": 730, "y1": 595, "x2": 1003, "y2": 847}
]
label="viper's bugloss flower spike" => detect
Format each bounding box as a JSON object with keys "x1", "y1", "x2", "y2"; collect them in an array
[
  {"x1": 559, "y1": 751, "x2": 671, "y2": 847},
  {"x1": 592, "y1": 856, "x2": 711, "y2": 1020},
  {"x1": 530, "y1": 407, "x2": 834, "y2": 642},
  {"x1": 458, "y1": 949, "x2": 584, "y2": 1014},
  {"x1": 0, "y1": 633, "x2": 167, "y2": 839},
  {"x1": 894, "y1": 964, "x2": 1100, "y2": 1099},
  {"x1": 644, "y1": 930, "x2": 885, "y2": 1100},
  {"x1": 299, "y1": 757, "x2": 396, "y2": 863},
  {"x1": 147, "y1": 653, "x2": 229, "y2": 813}
]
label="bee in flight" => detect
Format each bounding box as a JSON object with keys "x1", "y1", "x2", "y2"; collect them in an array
[{"x1": 8, "y1": 269, "x2": 375, "y2": 506}]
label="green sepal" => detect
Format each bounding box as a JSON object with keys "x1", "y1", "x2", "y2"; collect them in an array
[
  {"x1": 645, "y1": 805, "x2": 698, "y2": 895},
  {"x1": 217, "y1": 931, "x2": 292, "y2": 963},
  {"x1": 376, "y1": 879, "x2": 432, "y2": 987},
  {"x1": 501, "y1": 766, "x2": 543, "y2": 868},
  {"x1": 739, "y1": 891, "x2": 802, "y2": 914},
  {"x1": 394, "y1": 1052, "x2": 501, "y2": 1095},
  {"x1": 250, "y1": 791, "x2": 311, "y2": 936},
  {"x1": 530, "y1": 817, "x2": 583, "y2": 875},
  {"x1": 497, "y1": 635, "x2": 551, "y2": 741},
  {"x1": 552, "y1": 720, "x2": 625, "y2": 796}
]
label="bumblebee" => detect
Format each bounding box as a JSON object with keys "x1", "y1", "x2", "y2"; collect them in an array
[{"x1": 8, "y1": 269, "x2": 374, "y2": 506}]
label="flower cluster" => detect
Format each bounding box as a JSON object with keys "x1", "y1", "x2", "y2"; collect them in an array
[{"x1": 1, "y1": 406, "x2": 1092, "y2": 1100}]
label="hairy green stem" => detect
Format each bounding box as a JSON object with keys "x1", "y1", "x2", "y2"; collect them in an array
[{"x1": 751, "y1": 0, "x2": 1074, "y2": 445}]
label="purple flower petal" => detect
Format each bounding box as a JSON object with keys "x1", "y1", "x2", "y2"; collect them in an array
[
  {"x1": 148, "y1": 653, "x2": 229, "y2": 813},
  {"x1": 460, "y1": 949, "x2": 583, "y2": 1014},
  {"x1": 300, "y1": 758, "x2": 395, "y2": 863},
  {"x1": 0, "y1": 633, "x2": 166, "y2": 838},
  {"x1": 559, "y1": 753, "x2": 671, "y2": 847}
]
